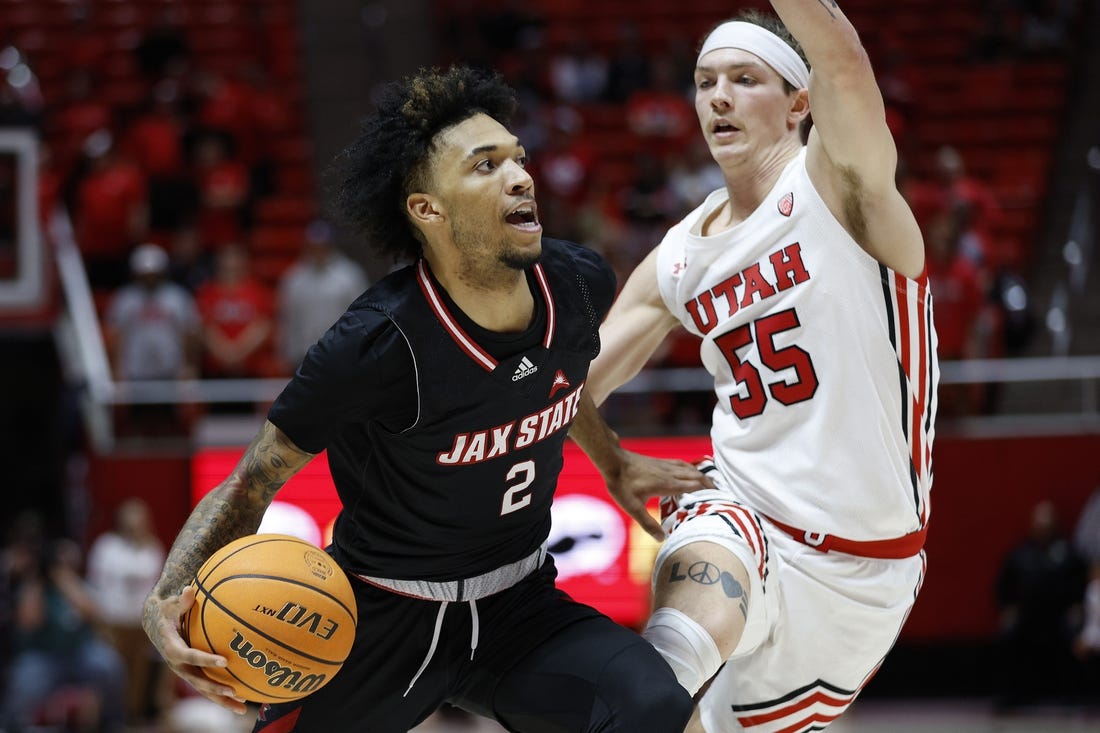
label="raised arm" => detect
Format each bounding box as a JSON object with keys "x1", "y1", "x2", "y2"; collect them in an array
[
  {"x1": 773, "y1": 0, "x2": 925, "y2": 277},
  {"x1": 142, "y1": 419, "x2": 315, "y2": 712}
]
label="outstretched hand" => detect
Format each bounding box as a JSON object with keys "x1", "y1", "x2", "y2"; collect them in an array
[
  {"x1": 605, "y1": 452, "x2": 714, "y2": 541},
  {"x1": 143, "y1": 585, "x2": 250, "y2": 715}
]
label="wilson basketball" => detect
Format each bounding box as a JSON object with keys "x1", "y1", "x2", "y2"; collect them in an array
[{"x1": 184, "y1": 534, "x2": 357, "y2": 703}]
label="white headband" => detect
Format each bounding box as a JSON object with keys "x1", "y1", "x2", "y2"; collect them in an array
[{"x1": 697, "y1": 21, "x2": 809, "y2": 90}]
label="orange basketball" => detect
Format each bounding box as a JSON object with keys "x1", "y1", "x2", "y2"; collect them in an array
[{"x1": 184, "y1": 534, "x2": 357, "y2": 703}]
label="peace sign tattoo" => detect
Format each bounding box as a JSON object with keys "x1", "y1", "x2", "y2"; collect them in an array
[{"x1": 669, "y1": 560, "x2": 748, "y2": 620}]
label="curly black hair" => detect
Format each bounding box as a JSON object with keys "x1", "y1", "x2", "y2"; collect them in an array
[{"x1": 327, "y1": 65, "x2": 518, "y2": 263}]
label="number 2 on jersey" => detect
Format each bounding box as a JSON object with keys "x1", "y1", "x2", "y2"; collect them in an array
[
  {"x1": 713, "y1": 308, "x2": 819, "y2": 419},
  {"x1": 501, "y1": 460, "x2": 535, "y2": 515}
]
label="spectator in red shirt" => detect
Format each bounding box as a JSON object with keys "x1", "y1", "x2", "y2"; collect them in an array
[
  {"x1": 934, "y1": 145, "x2": 1005, "y2": 266},
  {"x1": 122, "y1": 81, "x2": 198, "y2": 235},
  {"x1": 195, "y1": 72, "x2": 256, "y2": 170},
  {"x1": 193, "y1": 131, "x2": 251, "y2": 251},
  {"x1": 73, "y1": 130, "x2": 149, "y2": 290},
  {"x1": 194, "y1": 243, "x2": 276, "y2": 382},
  {"x1": 50, "y1": 70, "x2": 112, "y2": 169},
  {"x1": 624, "y1": 56, "x2": 696, "y2": 158},
  {"x1": 924, "y1": 204, "x2": 988, "y2": 415}
]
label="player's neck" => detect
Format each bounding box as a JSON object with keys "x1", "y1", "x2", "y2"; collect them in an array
[
  {"x1": 719, "y1": 143, "x2": 800, "y2": 225},
  {"x1": 429, "y1": 261, "x2": 535, "y2": 333}
]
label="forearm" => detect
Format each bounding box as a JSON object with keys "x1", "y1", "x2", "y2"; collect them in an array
[
  {"x1": 146, "y1": 421, "x2": 314, "y2": 603},
  {"x1": 568, "y1": 391, "x2": 627, "y2": 483},
  {"x1": 768, "y1": 0, "x2": 863, "y2": 63}
]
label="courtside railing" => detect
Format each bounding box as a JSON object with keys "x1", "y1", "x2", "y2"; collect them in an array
[{"x1": 50, "y1": 204, "x2": 1100, "y2": 450}]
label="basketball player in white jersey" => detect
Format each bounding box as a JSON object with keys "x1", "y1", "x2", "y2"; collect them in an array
[{"x1": 570, "y1": 2, "x2": 938, "y2": 731}]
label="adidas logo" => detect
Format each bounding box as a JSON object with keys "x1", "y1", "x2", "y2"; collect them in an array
[{"x1": 511, "y1": 356, "x2": 538, "y2": 382}]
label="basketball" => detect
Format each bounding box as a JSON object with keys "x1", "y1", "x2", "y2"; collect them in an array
[{"x1": 184, "y1": 534, "x2": 357, "y2": 703}]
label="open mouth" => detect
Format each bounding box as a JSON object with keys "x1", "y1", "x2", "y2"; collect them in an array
[
  {"x1": 712, "y1": 120, "x2": 739, "y2": 135},
  {"x1": 505, "y1": 204, "x2": 540, "y2": 229}
]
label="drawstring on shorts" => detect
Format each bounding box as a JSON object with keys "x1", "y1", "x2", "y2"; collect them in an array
[{"x1": 403, "y1": 598, "x2": 481, "y2": 696}]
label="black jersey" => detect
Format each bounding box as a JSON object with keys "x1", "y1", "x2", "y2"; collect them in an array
[{"x1": 269, "y1": 238, "x2": 616, "y2": 582}]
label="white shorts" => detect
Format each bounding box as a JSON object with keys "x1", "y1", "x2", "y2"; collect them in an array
[{"x1": 655, "y1": 488, "x2": 926, "y2": 733}]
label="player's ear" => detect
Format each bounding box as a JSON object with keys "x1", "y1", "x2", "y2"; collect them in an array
[
  {"x1": 407, "y1": 193, "x2": 444, "y2": 227},
  {"x1": 787, "y1": 88, "x2": 810, "y2": 127}
]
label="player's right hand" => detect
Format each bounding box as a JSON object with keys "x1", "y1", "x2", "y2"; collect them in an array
[{"x1": 143, "y1": 585, "x2": 250, "y2": 714}]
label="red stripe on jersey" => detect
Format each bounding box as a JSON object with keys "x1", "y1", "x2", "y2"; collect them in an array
[
  {"x1": 899, "y1": 273, "x2": 923, "y2": 492},
  {"x1": 895, "y1": 270, "x2": 930, "y2": 521},
  {"x1": 532, "y1": 263, "x2": 556, "y2": 348},
  {"x1": 774, "y1": 710, "x2": 845, "y2": 733},
  {"x1": 416, "y1": 260, "x2": 497, "y2": 372},
  {"x1": 914, "y1": 277, "x2": 928, "y2": 489},
  {"x1": 737, "y1": 688, "x2": 854, "y2": 728},
  {"x1": 720, "y1": 505, "x2": 767, "y2": 580}
]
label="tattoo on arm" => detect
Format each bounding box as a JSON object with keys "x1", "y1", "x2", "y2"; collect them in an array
[
  {"x1": 817, "y1": 0, "x2": 839, "y2": 19},
  {"x1": 153, "y1": 422, "x2": 315, "y2": 599},
  {"x1": 669, "y1": 560, "x2": 749, "y2": 620}
]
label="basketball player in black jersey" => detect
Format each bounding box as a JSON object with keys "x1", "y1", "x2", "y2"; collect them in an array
[{"x1": 142, "y1": 65, "x2": 707, "y2": 732}]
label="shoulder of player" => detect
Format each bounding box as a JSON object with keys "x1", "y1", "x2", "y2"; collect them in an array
[{"x1": 539, "y1": 237, "x2": 614, "y2": 287}]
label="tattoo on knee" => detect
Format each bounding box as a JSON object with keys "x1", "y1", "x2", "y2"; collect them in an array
[{"x1": 669, "y1": 561, "x2": 748, "y2": 618}]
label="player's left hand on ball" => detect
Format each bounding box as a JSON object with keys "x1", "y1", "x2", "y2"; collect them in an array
[
  {"x1": 146, "y1": 585, "x2": 249, "y2": 714},
  {"x1": 607, "y1": 453, "x2": 714, "y2": 542}
]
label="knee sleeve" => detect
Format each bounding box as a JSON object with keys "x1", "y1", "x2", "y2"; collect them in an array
[{"x1": 643, "y1": 607, "x2": 724, "y2": 697}]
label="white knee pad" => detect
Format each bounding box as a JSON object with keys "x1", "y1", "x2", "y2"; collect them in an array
[{"x1": 642, "y1": 607, "x2": 723, "y2": 697}]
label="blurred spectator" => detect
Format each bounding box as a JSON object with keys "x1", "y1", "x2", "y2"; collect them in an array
[
  {"x1": 103, "y1": 243, "x2": 200, "y2": 435},
  {"x1": 0, "y1": 536, "x2": 127, "y2": 733},
  {"x1": 1018, "y1": 0, "x2": 1078, "y2": 56},
  {"x1": 604, "y1": 21, "x2": 652, "y2": 103},
  {"x1": 86, "y1": 498, "x2": 165, "y2": 725},
  {"x1": 166, "y1": 224, "x2": 214, "y2": 292},
  {"x1": 994, "y1": 500, "x2": 1088, "y2": 709},
  {"x1": 49, "y1": 70, "x2": 112, "y2": 167},
  {"x1": 477, "y1": 0, "x2": 545, "y2": 55},
  {"x1": 548, "y1": 37, "x2": 608, "y2": 104},
  {"x1": 617, "y1": 152, "x2": 681, "y2": 262},
  {"x1": 925, "y1": 205, "x2": 987, "y2": 361},
  {"x1": 71, "y1": 130, "x2": 149, "y2": 290},
  {"x1": 1074, "y1": 485, "x2": 1100, "y2": 565},
  {"x1": 1074, "y1": 486, "x2": 1100, "y2": 669},
  {"x1": 194, "y1": 72, "x2": 256, "y2": 165},
  {"x1": 1, "y1": 513, "x2": 48, "y2": 680},
  {"x1": 121, "y1": 80, "x2": 198, "y2": 235},
  {"x1": 195, "y1": 243, "x2": 277, "y2": 381},
  {"x1": 64, "y1": 4, "x2": 110, "y2": 76},
  {"x1": 277, "y1": 220, "x2": 368, "y2": 369},
  {"x1": 133, "y1": 8, "x2": 192, "y2": 82},
  {"x1": 973, "y1": 0, "x2": 1027, "y2": 60},
  {"x1": 529, "y1": 106, "x2": 597, "y2": 207},
  {"x1": 193, "y1": 130, "x2": 251, "y2": 251},
  {"x1": 669, "y1": 137, "x2": 725, "y2": 214},
  {"x1": 624, "y1": 56, "x2": 696, "y2": 158},
  {"x1": 238, "y1": 62, "x2": 294, "y2": 200},
  {"x1": 933, "y1": 145, "x2": 1004, "y2": 267}
]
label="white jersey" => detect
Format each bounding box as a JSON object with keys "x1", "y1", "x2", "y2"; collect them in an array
[{"x1": 656, "y1": 148, "x2": 937, "y2": 541}]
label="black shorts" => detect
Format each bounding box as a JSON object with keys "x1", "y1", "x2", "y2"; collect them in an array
[{"x1": 253, "y1": 557, "x2": 692, "y2": 733}]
